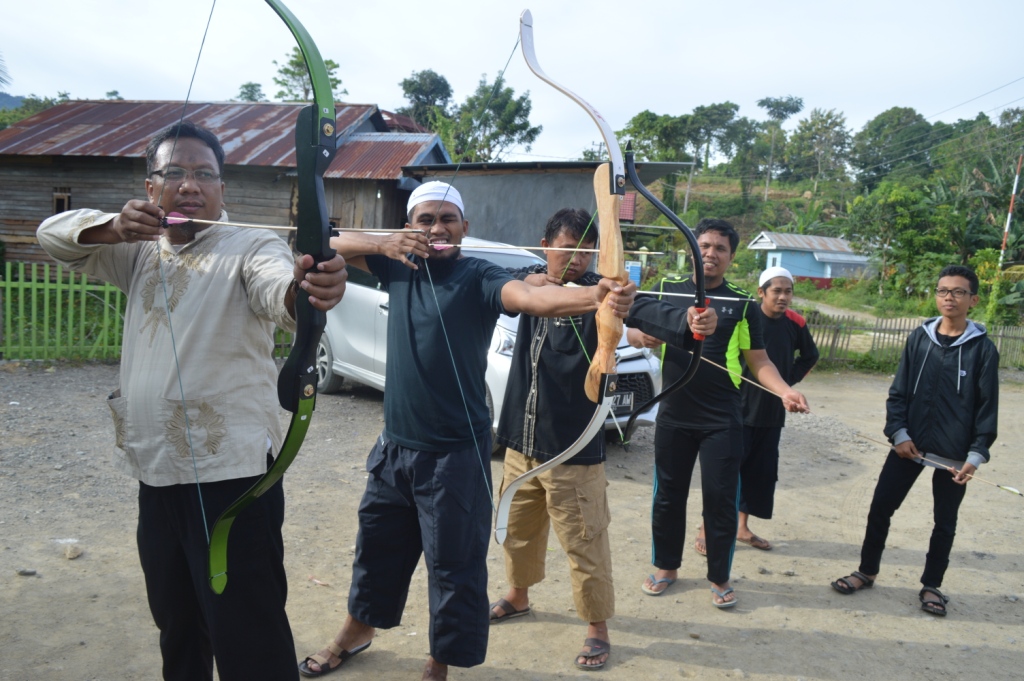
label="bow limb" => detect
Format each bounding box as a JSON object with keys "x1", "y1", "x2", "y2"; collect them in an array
[
  {"x1": 207, "y1": 0, "x2": 337, "y2": 595},
  {"x1": 621, "y1": 148, "x2": 706, "y2": 438},
  {"x1": 519, "y1": 10, "x2": 628, "y2": 403},
  {"x1": 493, "y1": 10, "x2": 626, "y2": 543}
]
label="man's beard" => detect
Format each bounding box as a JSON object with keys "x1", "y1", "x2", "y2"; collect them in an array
[{"x1": 419, "y1": 249, "x2": 460, "y2": 279}]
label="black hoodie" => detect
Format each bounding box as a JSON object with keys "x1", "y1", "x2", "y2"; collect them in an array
[{"x1": 884, "y1": 317, "x2": 999, "y2": 467}]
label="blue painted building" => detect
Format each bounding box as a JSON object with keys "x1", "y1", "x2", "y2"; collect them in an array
[{"x1": 747, "y1": 232, "x2": 869, "y2": 283}]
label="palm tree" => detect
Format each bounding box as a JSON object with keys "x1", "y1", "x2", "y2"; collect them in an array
[{"x1": 0, "y1": 52, "x2": 11, "y2": 88}]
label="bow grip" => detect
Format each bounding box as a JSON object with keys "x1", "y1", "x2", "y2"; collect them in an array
[{"x1": 693, "y1": 297, "x2": 709, "y2": 341}]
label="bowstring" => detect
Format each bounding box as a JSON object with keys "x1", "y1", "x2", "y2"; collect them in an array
[
  {"x1": 153, "y1": 0, "x2": 220, "y2": 545},
  {"x1": 423, "y1": 33, "x2": 522, "y2": 512}
]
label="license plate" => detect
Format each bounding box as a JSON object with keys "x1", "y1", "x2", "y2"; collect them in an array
[{"x1": 611, "y1": 392, "x2": 633, "y2": 413}]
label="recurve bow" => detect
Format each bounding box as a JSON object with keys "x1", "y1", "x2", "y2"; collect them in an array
[
  {"x1": 494, "y1": 9, "x2": 626, "y2": 544},
  {"x1": 206, "y1": 0, "x2": 337, "y2": 594}
]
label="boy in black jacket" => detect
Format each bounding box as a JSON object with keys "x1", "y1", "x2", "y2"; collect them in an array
[{"x1": 831, "y1": 265, "x2": 999, "y2": 617}]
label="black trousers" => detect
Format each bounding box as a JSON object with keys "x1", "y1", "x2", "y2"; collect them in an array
[
  {"x1": 858, "y1": 450, "x2": 967, "y2": 588},
  {"x1": 740, "y1": 425, "x2": 783, "y2": 519},
  {"x1": 651, "y1": 423, "x2": 742, "y2": 584},
  {"x1": 348, "y1": 434, "x2": 492, "y2": 668},
  {"x1": 137, "y1": 466, "x2": 296, "y2": 681}
]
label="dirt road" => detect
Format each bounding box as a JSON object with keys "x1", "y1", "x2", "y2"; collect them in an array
[{"x1": 1, "y1": 362, "x2": 1022, "y2": 680}]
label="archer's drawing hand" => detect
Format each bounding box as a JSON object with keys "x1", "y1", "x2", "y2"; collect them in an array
[
  {"x1": 952, "y1": 462, "x2": 976, "y2": 485},
  {"x1": 893, "y1": 440, "x2": 921, "y2": 460},
  {"x1": 293, "y1": 253, "x2": 348, "y2": 311},
  {"x1": 781, "y1": 389, "x2": 810, "y2": 414},
  {"x1": 112, "y1": 200, "x2": 164, "y2": 243},
  {"x1": 687, "y1": 305, "x2": 717, "y2": 337},
  {"x1": 626, "y1": 327, "x2": 664, "y2": 350},
  {"x1": 595, "y1": 279, "x2": 636, "y2": 318},
  {"x1": 380, "y1": 230, "x2": 430, "y2": 269}
]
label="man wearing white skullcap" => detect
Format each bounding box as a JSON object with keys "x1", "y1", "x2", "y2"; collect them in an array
[
  {"x1": 406, "y1": 180, "x2": 465, "y2": 218},
  {"x1": 299, "y1": 184, "x2": 638, "y2": 680},
  {"x1": 737, "y1": 266, "x2": 818, "y2": 551}
]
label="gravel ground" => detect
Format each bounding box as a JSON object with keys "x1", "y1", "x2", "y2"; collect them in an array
[{"x1": 1, "y1": 361, "x2": 1022, "y2": 680}]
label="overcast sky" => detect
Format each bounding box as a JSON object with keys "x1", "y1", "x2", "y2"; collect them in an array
[{"x1": 3, "y1": 0, "x2": 1022, "y2": 162}]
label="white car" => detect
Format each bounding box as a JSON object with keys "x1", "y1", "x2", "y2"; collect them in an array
[{"x1": 316, "y1": 237, "x2": 662, "y2": 447}]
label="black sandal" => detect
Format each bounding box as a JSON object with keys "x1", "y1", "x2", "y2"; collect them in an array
[
  {"x1": 574, "y1": 638, "x2": 611, "y2": 671},
  {"x1": 919, "y1": 586, "x2": 949, "y2": 617},
  {"x1": 830, "y1": 571, "x2": 874, "y2": 595}
]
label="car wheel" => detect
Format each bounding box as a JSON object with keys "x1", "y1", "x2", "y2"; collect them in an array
[{"x1": 315, "y1": 334, "x2": 345, "y2": 394}]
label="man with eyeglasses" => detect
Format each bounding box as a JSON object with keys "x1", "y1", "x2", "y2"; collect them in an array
[
  {"x1": 37, "y1": 120, "x2": 348, "y2": 681},
  {"x1": 831, "y1": 265, "x2": 999, "y2": 619}
]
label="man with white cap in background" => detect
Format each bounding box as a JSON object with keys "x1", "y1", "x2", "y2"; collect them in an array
[
  {"x1": 298, "y1": 182, "x2": 636, "y2": 681},
  {"x1": 737, "y1": 266, "x2": 819, "y2": 551}
]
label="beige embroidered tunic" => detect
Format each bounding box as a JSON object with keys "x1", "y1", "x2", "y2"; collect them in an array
[{"x1": 38, "y1": 210, "x2": 297, "y2": 486}]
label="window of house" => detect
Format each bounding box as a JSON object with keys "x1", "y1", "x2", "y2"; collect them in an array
[{"x1": 53, "y1": 187, "x2": 72, "y2": 214}]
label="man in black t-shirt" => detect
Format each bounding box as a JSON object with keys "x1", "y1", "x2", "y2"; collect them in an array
[
  {"x1": 738, "y1": 267, "x2": 818, "y2": 550},
  {"x1": 298, "y1": 183, "x2": 636, "y2": 681},
  {"x1": 627, "y1": 218, "x2": 809, "y2": 609}
]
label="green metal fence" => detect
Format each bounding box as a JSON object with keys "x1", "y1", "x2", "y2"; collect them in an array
[
  {"x1": 1, "y1": 262, "x2": 294, "y2": 361},
  {"x1": 2, "y1": 262, "x2": 127, "y2": 360}
]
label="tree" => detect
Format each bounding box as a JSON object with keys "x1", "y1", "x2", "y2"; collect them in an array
[
  {"x1": 105, "y1": 90, "x2": 124, "y2": 100},
  {"x1": 851, "y1": 107, "x2": 933, "y2": 190},
  {"x1": 397, "y1": 69, "x2": 453, "y2": 129},
  {"x1": 674, "y1": 102, "x2": 738, "y2": 213},
  {"x1": 236, "y1": 82, "x2": 267, "y2": 102},
  {"x1": 846, "y1": 180, "x2": 939, "y2": 295},
  {"x1": 272, "y1": 47, "x2": 345, "y2": 102},
  {"x1": 717, "y1": 116, "x2": 763, "y2": 205},
  {"x1": 0, "y1": 91, "x2": 70, "y2": 131},
  {"x1": 928, "y1": 113, "x2": 994, "y2": 178},
  {"x1": 435, "y1": 74, "x2": 541, "y2": 162},
  {"x1": 786, "y1": 108, "x2": 851, "y2": 194},
  {"x1": 618, "y1": 110, "x2": 692, "y2": 162},
  {"x1": 925, "y1": 169, "x2": 997, "y2": 265},
  {"x1": 757, "y1": 95, "x2": 803, "y2": 201},
  {"x1": 0, "y1": 52, "x2": 10, "y2": 88}
]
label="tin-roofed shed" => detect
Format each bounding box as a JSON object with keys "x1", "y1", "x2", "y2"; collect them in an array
[
  {"x1": 747, "y1": 231, "x2": 870, "y2": 283},
  {"x1": 0, "y1": 100, "x2": 449, "y2": 263}
]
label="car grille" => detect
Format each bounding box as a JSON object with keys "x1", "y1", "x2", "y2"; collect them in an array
[{"x1": 613, "y1": 372, "x2": 655, "y2": 414}]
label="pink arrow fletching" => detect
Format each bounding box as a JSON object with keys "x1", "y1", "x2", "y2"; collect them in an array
[{"x1": 165, "y1": 212, "x2": 191, "y2": 225}]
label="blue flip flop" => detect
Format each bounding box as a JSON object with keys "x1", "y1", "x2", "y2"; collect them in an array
[
  {"x1": 711, "y1": 586, "x2": 737, "y2": 609},
  {"x1": 641, "y1": 574, "x2": 677, "y2": 596}
]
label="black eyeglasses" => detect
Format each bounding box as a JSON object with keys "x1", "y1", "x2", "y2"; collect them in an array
[
  {"x1": 935, "y1": 288, "x2": 971, "y2": 299},
  {"x1": 151, "y1": 167, "x2": 221, "y2": 184}
]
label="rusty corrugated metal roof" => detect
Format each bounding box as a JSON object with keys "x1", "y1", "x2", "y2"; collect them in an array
[
  {"x1": 326, "y1": 132, "x2": 442, "y2": 180},
  {"x1": 619, "y1": 192, "x2": 637, "y2": 222},
  {"x1": 748, "y1": 231, "x2": 857, "y2": 253},
  {"x1": 0, "y1": 100, "x2": 438, "y2": 175}
]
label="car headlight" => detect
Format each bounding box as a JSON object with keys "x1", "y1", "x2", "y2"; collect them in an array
[{"x1": 493, "y1": 326, "x2": 516, "y2": 357}]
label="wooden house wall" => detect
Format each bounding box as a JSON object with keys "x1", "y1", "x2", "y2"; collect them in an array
[
  {"x1": 0, "y1": 157, "x2": 407, "y2": 264},
  {"x1": 326, "y1": 179, "x2": 405, "y2": 231},
  {"x1": 0, "y1": 155, "x2": 143, "y2": 264}
]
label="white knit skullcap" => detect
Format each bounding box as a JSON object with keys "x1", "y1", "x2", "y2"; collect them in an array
[
  {"x1": 407, "y1": 181, "x2": 465, "y2": 216},
  {"x1": 759, "y1": 266, "x2": 794, "y2": 287}
]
